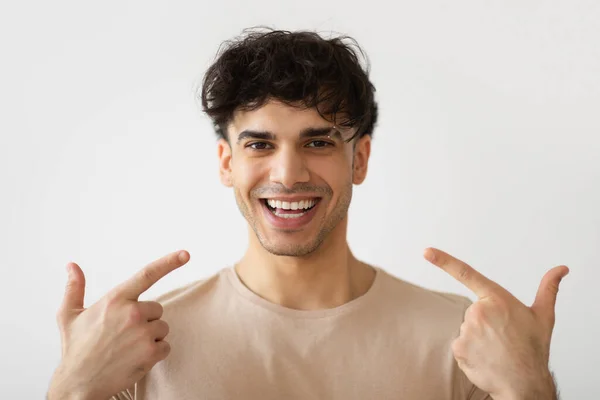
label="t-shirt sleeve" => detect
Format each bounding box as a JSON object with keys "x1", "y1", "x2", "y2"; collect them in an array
[{"x1": 110, "y1": 386, "x2": 134, "y2": 400}]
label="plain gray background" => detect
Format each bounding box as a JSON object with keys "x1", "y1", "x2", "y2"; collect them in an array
[{"x1": 1, "y1": 0, "x2": 598, "y2": 398}]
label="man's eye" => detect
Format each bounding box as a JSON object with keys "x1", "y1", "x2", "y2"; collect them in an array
[
  {"x1": 306, "y1": 140, "x2": 333, "y2": 148},
  {"x1": 247, "y1": 142, "x2": 272, "y2": 150}
]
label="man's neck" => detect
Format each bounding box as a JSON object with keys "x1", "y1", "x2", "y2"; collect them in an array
[{"x1": 234, "y1": 232, "x2": 376, "y2": 311}]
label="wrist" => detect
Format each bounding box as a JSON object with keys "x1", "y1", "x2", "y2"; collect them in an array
[
  {"x1": 497, "y1": 371, "x2": 557, "y2": 400},
  {"x1": 47, "y1": 387, "x2": 94, "y2": 400},
  {"x1": 47, "y1": 365, "x2": 98, "y2": 400}
]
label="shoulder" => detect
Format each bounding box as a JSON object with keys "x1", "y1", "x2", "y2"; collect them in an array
[
  {"x1": 150, "y1": 268, "x2": 229, "y2": 312},
  {"x1": 375, "y1": 267, "x2": 472, "y2": 325}
]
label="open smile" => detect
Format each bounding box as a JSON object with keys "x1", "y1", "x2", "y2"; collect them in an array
[{"x1": 259, "y1": 197, "x2": 321, "y2": 229}]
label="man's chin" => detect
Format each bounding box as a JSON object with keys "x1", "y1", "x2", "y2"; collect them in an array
[{"x1": 258, "y1": 237, "x2": 323, "y2": 257}]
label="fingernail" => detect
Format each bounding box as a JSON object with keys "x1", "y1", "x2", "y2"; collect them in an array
[
  {"x1": 178, "y1": 251, "x2": 188, "y2": 262},
  {"x1": 66, "y1": 263, "x2": 72, "y2": 276},
  {"x1": 425, "y1": 249, "x2": 435, "y2": 262}
]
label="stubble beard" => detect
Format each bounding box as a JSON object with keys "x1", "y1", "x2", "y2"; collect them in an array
[{"x1": 234, "y1": 180, "x2": 353, "y2": 257}]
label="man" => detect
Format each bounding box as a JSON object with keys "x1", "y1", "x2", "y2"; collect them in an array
[{"x1": 48, "y1": 28, "x2": 568, "y2": 400}]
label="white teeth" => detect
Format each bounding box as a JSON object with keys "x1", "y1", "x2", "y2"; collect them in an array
[
  {"x1": 274, "y1": 211, "x2": 305, "y2": 218},
  {"x1": 267, "y1": 199, "x2": 316, "y2": 210}
]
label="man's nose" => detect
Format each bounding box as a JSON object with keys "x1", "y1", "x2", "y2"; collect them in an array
[{"x1": 268, "y1": 147, "x2": 310, "y2": 189}]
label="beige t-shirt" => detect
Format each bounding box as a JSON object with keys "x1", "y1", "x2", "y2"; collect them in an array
[{"x1": 112, "y1": 266, "x2": 491, "y2": 400}]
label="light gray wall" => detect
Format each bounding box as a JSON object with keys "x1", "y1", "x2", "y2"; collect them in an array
[{"x1": 1, "y1": 0, "x2": 598, "y2": 398}]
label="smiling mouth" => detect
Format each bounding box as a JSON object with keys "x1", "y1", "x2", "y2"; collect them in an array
[{"x1": 261, "y1": 198, "x2": 320, "y2": 219}]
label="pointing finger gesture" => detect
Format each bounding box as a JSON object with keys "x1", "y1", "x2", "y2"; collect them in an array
[{"x1": 423, "y1": 247, "x2": 569, "y2": 399}]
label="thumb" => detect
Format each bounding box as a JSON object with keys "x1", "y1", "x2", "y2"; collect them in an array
[
  {"x1": 531, "y1": 265, "x2": 569, "y2": 324},
  {"x1": 61, "y1": 262, "x2": 86, "y2": 313}
]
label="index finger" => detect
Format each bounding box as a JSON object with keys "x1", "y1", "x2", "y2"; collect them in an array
[
  {"x1": 117, "y1": 250, "x2": 190, "y2": 299},
  {"x1": 423, "y1": 247, "x2": 499, "y2": 298}
]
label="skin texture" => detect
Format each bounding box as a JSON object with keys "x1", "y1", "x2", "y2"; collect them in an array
[{"x1": 220, "y1": 100, "x2": 366, "y2": 257}]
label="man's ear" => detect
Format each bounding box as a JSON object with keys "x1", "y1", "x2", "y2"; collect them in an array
[
  {"x1": 217, "y1": 138, "x2": 233, "y2": 187},
  {"x1": 352, "y1": 134, "x2": 371, "y2": 185}
]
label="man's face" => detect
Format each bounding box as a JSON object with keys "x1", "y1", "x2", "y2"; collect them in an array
[{"x1": 217, "y1": 98, "x2": 371, "y2": 257}]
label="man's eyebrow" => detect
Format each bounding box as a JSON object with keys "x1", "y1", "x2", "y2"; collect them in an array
[
  {"x1": 236, "y1": 127, "x2": 341, "y2": 144},
  {"x1": 236, "y1": 130, "x2": 276, "y2": 144},
  {"x1": 299, "y1": 127, "x2": 342, "y2": 140}
]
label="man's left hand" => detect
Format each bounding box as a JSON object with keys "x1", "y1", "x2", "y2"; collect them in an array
[{"x1": 423, "y1": 247, "x2": 569, "y2": 400}]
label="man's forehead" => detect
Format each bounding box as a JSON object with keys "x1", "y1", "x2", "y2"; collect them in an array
[
  {"x1": 229, "y1": 100, "x2": 355, "y2": 140},
  {"x1": 232, "y1": 100, "x2": 328, "y2": 125}
]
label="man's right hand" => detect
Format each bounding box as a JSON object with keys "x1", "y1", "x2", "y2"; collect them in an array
[{"x1": 47, "y1": 250, "x2": 190, "y2": 400}]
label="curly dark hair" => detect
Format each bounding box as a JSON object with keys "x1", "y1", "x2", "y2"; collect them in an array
[{"x1": 198, "y1": 27, "x2": 378, "y2": 142}]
